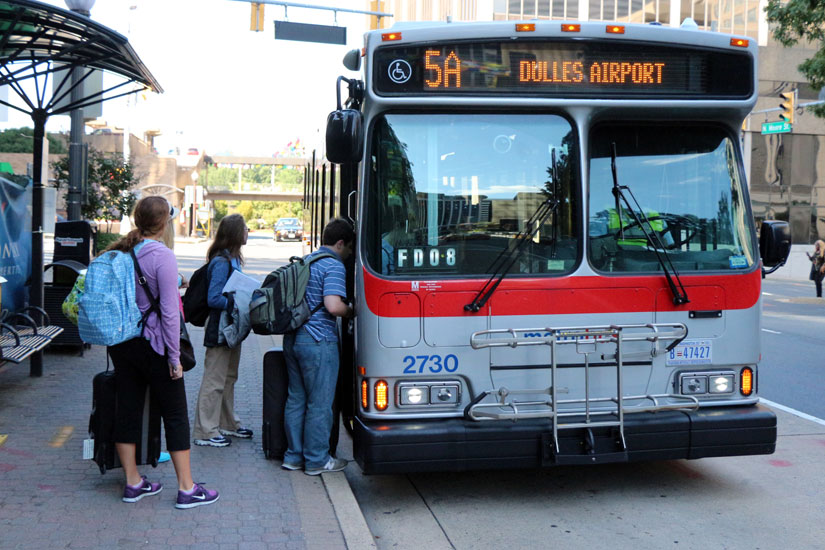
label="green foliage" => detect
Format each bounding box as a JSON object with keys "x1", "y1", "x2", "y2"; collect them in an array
[
  {"x1": 51, "y1": 148, "x2": 141, "y2": 228},
  {"x1": 94, "y1": 232, "x2": 121, "y2": 254},
  {"x1": 0, "y1": 127, "x2": 67, "y2": 154},
  {"x1": 204, "y1": 165, "x2": 303, "y2": 190},
  {"x1": 214, "y1": 200, "x2": 302, "y2": 230},
  {"x1": 765, "y1": 0, "x2": 825, "y2": 117}
]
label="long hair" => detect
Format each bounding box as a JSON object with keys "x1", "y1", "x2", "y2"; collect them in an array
[
  {"x1": 815, "y1": 240, "x2": 825, "y2": 259},
  {"x1": 104, "y1": 196, "x2": 171, "y2": 254},
  {"x1": 207, "y1": 213, "x2": 246, "y2": 264}
]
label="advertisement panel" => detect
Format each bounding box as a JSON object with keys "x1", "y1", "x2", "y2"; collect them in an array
[{"x1": 0, "y1": 177, "x2": 32, "y2": 311}]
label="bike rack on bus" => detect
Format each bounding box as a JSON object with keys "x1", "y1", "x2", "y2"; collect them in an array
[{"x1": 468, "y1": 323, "x2": 697, "y2": 462}]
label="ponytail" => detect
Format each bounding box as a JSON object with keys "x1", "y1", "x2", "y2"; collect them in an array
[{"x1": 101, "y1": 228, "x2": 142, "y2": 255}]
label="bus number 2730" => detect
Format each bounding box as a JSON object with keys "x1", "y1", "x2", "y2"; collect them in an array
[{"x1": 402, "y1": 354, "x2": 459, "y2": 373}]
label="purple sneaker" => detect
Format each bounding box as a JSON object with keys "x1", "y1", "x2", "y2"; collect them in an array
[
  {"x1": 175, "y1": 483, "x2": 219, "y2": 509},
  {"x1": 122, "y1": 476, "x2": 163, "y2": 503}
]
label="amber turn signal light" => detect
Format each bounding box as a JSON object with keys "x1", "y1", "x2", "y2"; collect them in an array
[
  {"x1": 740, "y1": 367, "x2": 754, "y2": 396},
  {"x1": 375, "y1": 380, "x2": 389, "y2": 410}
]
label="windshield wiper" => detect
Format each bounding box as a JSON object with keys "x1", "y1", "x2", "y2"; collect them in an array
[
  {"x1": 465, "y1": 190, "x2": 559, "y2": 313},
  {"x1": 610, "y1": 143, "x2": 689, "y2": 306}
]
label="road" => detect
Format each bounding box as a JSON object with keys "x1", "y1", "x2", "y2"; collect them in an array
[{"x1": 759, "y1": 277, "x2": 825, "y2": 420}]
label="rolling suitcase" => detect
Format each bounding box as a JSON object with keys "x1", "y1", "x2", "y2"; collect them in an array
[
  {"x1": 262, "y1": 347, "x2": 339, "y2": 460},
  {"x1": 89, "y1": 366, "x2": 161, "y2": 474}
]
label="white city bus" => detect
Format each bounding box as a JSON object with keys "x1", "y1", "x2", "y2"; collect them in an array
[{"x1": 314, "y1": 20, "x2": 790, "y2": 473}]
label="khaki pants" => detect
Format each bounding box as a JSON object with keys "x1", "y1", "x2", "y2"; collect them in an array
[{"x1": 193, "y1": 345, "x2": 242, "y2": 440}]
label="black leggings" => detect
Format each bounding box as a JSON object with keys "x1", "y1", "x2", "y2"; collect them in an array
[{"x1": 108, "y1": 337, "x2": 191, "y2": 452}]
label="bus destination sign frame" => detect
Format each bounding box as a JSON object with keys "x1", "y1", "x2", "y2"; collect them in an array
[{"x1": 374, "y1": 40, "x2": 753, "y2": 99}]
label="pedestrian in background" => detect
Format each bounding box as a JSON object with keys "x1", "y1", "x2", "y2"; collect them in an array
[
  {"x1": 282, "y1": 218, "x2": 355, "y2": 475},
  {"x1": 807, "y1": 239, "x2": 825, "y2": 298},
  {"x1": 192, "y1": 214, "x2": 253, "y2": 447},
  {"x1": 107, "y1": 196, "x2": 219, "y2": 508}
]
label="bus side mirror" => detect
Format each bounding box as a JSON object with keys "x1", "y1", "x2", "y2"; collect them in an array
[
  {"x1": 326, "y1": 109, "x2": 363, "y2": 164},
  {"x1": 759, "y1": 220, "x2": 791, "y2": 269}
]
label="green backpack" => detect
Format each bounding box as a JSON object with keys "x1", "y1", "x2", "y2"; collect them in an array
[
  {"x1": 248, "y1": 252, "x2": 336, "y2": 335},
  {"x1": 61, "y1": 272, "x2": 86, "y2": 325}
]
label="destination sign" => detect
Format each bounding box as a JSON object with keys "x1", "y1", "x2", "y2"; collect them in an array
[{"x1": 374, "y1": 40, "x2": 752, "y2": 98}]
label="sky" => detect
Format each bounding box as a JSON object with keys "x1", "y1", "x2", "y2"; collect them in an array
[{"x1": 2, "y1": 0, "x2": 373, "y2": 157}]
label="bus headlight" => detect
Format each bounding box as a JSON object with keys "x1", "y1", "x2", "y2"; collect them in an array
[
  {"x1": 709, "y1": 375, "x2": 735, "y2": 394},
  {"x1": 679, "y1": 370, "x2": 737, "y2": 396},
  {"x1": 397, "y1": 381, "x2": 461, "y2": 407},
  {"x1": 680, "y1": 375, "x2": 708, "y2": 395},
  {"x1": 400, "y1": 385, "x2": 426, "y2": 405}
]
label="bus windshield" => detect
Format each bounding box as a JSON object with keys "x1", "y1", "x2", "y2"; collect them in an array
[
  {"x1": 365, "y1": 113, "x2": 579, "y2": 277},
  {"x1": 588, "y1": 124, "x2": 756, "y2": 273}
]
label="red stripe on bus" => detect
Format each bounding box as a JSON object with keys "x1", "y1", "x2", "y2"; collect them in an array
[{"x1": 363, "y1": 268, "x2": 760, "y2": 317}]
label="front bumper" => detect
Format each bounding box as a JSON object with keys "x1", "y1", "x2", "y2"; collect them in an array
[{"x1": 353, "y1": 404, "x2": 776, "y2": 474}]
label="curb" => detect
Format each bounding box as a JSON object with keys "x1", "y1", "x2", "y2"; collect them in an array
[{"x1": 324, "y1": 471, "x2": 378, "y2": 549}]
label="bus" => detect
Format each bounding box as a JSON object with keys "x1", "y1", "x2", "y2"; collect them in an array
[{"x1": 309, "y1": 20, "x2": 791, "y2": 474}]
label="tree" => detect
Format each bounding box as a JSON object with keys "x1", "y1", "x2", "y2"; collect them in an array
[
  {"x1": 0, "y1": 127, "x2": 67, "y2": 154},
  {"x1": 51, "y1": 148, "x2": 141, "y2": 230},
  {"x1": 765, "y1": 0, "x2": 825, "y2": 117}
]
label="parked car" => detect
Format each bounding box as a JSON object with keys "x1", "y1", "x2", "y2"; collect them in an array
[{"x1": 273, "y1": 218, "x2": 303, "y2": 242}]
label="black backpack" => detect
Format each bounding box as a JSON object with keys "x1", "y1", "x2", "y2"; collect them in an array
[
  {"x1": 249, "y1": 252, "x2": 336, "y2": 335},
  {"x1": 182, "y1": 255, "x2": 231, "y2": 327}
]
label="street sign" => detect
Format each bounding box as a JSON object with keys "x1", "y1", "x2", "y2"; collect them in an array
[
  {"x1": 274, "y1": 21, "x2": 346, "y2": 45},
  {"x1": 762, "y1": 121, "x2": 792, "y2": 135}
]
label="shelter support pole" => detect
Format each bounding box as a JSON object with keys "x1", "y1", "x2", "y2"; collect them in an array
[
  {"x1": 68, "y1": 65, "x2": 84, "y2": 221},
  {"x1": 29, "y1": 108, "x2": 47, "y2": 377}
]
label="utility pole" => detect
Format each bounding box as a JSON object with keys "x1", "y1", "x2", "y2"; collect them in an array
[{"x1": 65, "y1": 0, "x2": 96, "y2": 221}]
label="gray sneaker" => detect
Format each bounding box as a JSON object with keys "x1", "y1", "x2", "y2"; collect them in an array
[{"x1": 304, "y1": 457, "x2": 348, "y2": 476}]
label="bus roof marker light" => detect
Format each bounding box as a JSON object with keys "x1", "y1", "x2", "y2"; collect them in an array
[
  {"x1": 606, "y1": 25, "x2": 625, "y2": 34},
  {"x1": 375, "y1": 380, "x2": 389, "y2": 410},
  {"x1": 382, "y1": 32, "x2": 402, "y2": 42},
  {"x1": 740, "y1": 367, "x2": 754, "y2": 396},
  {"x1": 561, "y1": 24, "x2": 580, "y2": 32},
  {"x1": 730, "y1": 38, "x2": 749, "y2": 48},
  {"x1": 515, "y1": 23, "x2": 535, "y2": 32}
]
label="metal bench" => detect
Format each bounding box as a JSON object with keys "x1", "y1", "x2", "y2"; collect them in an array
[{"x1": 0, "y1": 306, "x2": 64, "y2": 365}]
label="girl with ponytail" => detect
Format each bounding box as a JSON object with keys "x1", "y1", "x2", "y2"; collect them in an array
[{"x1": 107, "y1": 195, "x2": 219, "y2": 509}]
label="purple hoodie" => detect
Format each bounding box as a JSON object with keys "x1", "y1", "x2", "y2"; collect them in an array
[{"x1": 133, "y1": 240, "x2": 180, "y2": 365}]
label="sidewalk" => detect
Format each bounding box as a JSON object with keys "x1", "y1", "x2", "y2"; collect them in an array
[{"x1": 0, "y1": 327, "x2": 369, "y2": 549}]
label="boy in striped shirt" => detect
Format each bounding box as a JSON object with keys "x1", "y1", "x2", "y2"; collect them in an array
[{"x1": 282, "y1": 218, "x2": 355, "y2": 475}]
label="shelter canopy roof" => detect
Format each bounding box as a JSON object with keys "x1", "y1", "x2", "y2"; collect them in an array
[{"x1": 0, "y1": 0, "x2": 161, "y2": 93}]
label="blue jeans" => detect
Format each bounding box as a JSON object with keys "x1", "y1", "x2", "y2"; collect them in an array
[{"x1": 283, "y1": 328, "x2": 339, "y2": 469}]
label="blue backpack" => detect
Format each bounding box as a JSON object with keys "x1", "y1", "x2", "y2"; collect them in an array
[{"x1": 78, "y1": 245, "x2": 146, "y2": 346}]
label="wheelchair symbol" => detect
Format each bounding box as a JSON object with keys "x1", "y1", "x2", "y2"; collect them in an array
[{"x1": 388, "y1": 60, "x2": 412, "y2": 84}]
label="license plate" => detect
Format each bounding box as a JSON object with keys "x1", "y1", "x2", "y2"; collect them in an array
[
  {"x1": 666, "y1": 339, "x2": 712, "y2": 366},
  {"x1": 288, "y1": 232, "x2": 295, "y2": 238}
]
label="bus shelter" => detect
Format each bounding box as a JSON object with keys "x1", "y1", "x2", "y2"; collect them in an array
[{"x1": 0, "y1": 0, "x2": 161, "y2": 376}]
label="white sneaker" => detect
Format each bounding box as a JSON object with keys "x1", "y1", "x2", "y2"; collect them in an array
[{"x1": 304, "y1": 457, "x2": 348, "y2": 476}]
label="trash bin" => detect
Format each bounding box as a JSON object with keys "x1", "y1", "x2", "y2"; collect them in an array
[
  {"x1": 53, "y1": 221, "x2": 95, "y2": 285},
  {"x1": 43, "y1": 259, "x2": 86, "y2": 347}
]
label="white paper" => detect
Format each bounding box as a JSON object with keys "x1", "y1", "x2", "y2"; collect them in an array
[{"x1": 221, "y1": 270, "x2": 260, "y2": 297}]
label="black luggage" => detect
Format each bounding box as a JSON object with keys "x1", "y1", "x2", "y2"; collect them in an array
[
  {"x1": 262, "y1": 347, "x2": 339, "y2": 460},
  {"x1": 89, "y1": 367, "x2": 161, "y2": 474}
]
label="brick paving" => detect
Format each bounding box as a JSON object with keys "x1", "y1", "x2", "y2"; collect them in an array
[{"x1": 0, "y1": 329, "x2": 347, "y2": 550}]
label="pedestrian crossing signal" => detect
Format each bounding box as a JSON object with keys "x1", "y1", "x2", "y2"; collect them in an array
[{"x1": 779, "y1": 91, "x2": 794, "y2": 125}]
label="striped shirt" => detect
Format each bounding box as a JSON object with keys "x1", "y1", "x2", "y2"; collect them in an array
[{"x1": 304, "y1": 247, "x2": 347, "y2": 342}]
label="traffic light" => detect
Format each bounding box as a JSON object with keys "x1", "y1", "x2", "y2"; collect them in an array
[
  {"x1": 779, "y1": 91, "x2": 795, "y2": 125},
  {"x1": 250, "y1": 2, "x2": 264, "y2": 32}
]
